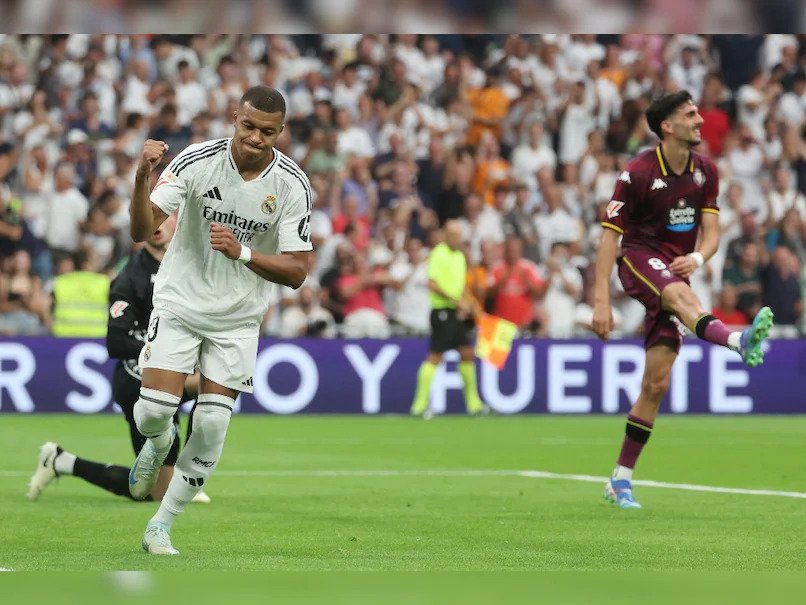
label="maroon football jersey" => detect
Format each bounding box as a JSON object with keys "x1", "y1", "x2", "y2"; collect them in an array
[{"x1": 602, "y1": 145, "x2": 719, "y2": 259}]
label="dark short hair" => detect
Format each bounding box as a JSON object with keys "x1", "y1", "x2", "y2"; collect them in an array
[
  {"x1": 645, "y1": 90, "x2": 693, "y2": 139},
  {"x1": 240, "y1": 86, "x2": 286, "y2": 118}
]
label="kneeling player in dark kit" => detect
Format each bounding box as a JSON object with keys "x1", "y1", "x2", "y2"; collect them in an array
[{"x1": 27, "y1": 214, "x2": 210, "y2": 504}]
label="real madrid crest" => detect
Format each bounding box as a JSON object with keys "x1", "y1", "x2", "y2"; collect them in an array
[
  {"x1": 693, "y1": 169, "x2": 705, "y2": 187},
  {"x1": 144, "y1": 345, "x2": 152, "y2": 362},
  {"x1": 261, "y1": 194, "x2": 277, "y2": 214}
]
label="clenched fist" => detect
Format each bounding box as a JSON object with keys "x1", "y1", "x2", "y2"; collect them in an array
[
  {"x1": 210, "y1": 223, "x2": 241, "y2": 260},
  {"x1": 137, "y1": 139, "x2": 168, "y2": 178},
  {"x1": 668, "y1": 255, "x2": 698, "y2": 278}
]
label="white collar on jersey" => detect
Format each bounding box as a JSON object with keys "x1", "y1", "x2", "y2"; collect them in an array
[{"x1": 226, "y1": 138, "x2": 279, "y2": 181}]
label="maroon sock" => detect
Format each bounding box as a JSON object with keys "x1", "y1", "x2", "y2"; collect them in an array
[
  {"x1": 616, "y1": 414, "x2": 654, "y2": 469},
  {"x1": 695, "y1": 313, "x2": 732, "y2": 348}
]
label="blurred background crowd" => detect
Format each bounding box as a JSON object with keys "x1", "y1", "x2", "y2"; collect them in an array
[
  {"x1": 2, "y1": 1, "x2": 803, "y2": 34},
  {"x1": 0, "y1": 34, "x2": 804, "y2": 339}
]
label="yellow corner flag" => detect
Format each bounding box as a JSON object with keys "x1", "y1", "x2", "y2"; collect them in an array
[{"x1": 475, "y1": 313, "x2": 518, "y2": 370}]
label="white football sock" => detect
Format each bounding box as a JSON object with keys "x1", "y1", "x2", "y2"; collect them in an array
[
  {"x1": 613, "y1": 465, "x2": 633, "y2": 481},
  {"x1": 152, "y1": 393, "x2": 234, "y2": 528},
  {"x1": 728, "y1": 331, "x2": 741, "y2": 352},
  {"x1": 133, "y1": 387, "x2": 181, "y2": 448},
  {"x1": 54, "y1": 451, "x2": 76, "y2": 475}
]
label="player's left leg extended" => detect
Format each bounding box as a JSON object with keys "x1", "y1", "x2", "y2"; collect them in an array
[
  {"x1": 27, "y1": 440, "x2": 178, "y2": 502},
  {"x1": 662, "y1": 282, "x2": 774, "y2": 367},
  {"x1": 606, "y1": 343, "x2": 677, "y2": 510},
  {"x1": 143, "y1": 377, "x2": 235, "y2": 555}
]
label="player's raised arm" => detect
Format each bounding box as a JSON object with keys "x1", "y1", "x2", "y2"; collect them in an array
[{"x1": 131, "y1": 139, "x2": 170, "y2": 242}]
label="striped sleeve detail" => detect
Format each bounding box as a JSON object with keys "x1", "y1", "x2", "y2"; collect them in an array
[
  {"x1": 701, "y1": 208, "x2": 720, "y2": 215},
  {"x1": 277, "y1": 158, "x2": 312, "y2": 212},
  {"x1": 601, "y1": 221, "x2": 624, "y2": 234},
  {"x1": 168, "y1": 139, "x2": 228, "y2": 176}
]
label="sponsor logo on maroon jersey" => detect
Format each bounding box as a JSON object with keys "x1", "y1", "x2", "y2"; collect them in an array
[{"x1": 667, "y1": 198, "x2": 696, "y2": 232}]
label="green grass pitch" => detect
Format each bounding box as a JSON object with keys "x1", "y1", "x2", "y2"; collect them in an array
[{"x1": 1, "y1": 414, "x2": 804, "y2": 573}]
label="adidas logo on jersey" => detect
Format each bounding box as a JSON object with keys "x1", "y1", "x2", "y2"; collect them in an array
[
  {"x1": 202, "y1": 186, "x2": 222, "y2": 200},
  {"x1": 651, "y1": 178, "x2": 667, "y2": 191},
  {"x1": 241, "y1": 378, "x2": 253, "y2": 387}
]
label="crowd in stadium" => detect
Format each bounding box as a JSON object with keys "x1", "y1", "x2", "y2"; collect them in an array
[{"x1": 0, "y1": 34, "x2": 804, "y2": 338}]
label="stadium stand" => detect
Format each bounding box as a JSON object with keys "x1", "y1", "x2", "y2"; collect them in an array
[{"x1": 0, "y1": 34, "x2": 804, "y2": 338}]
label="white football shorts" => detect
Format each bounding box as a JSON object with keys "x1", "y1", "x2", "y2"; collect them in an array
[{"x1": 138, "y1": 310, "x2": 258, "y2": 393}]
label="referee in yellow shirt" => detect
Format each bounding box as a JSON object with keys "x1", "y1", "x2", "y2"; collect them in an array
[{"x1": 411, "y1": 220, "x2": 486, "y2": 416}]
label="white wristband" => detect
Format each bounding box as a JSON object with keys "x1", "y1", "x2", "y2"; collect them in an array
[
  {"x1": 238, "y1": 245, "x2": 252, "y2": 265},
  {"x1": 688, "y1": 251, "x2": 704, "y2": 268}
]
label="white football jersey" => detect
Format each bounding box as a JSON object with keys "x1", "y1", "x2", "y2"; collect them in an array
[{"x1": 150, "y1": 138, "x2": 312, "y2": 336}]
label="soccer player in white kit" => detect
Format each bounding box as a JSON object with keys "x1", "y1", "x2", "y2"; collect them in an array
[{"x1": 129, "y1": 86, "x2": 312, "y2": 555}]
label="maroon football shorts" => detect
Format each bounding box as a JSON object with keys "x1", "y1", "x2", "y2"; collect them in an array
[{"x1": 617, "y1": 248, "x2": 687, "y2": 352}]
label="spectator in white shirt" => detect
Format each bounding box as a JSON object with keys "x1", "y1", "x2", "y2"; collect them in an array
[
  {"x1": 776, "y1": 71, "x2": 806, "y2": 127},
  {"x1": 586, "y1": 59, "x2": 622, "y2": 130},
  {"x1": 81, "y1": 205, "x2": 116, "y2": 272},
  {"x1": 501, "y1": 66, "x2": 527, "y2": 101},
  {"x1": 761, "y1": 114, "x2": 784, "y2": 166},
  {"x1": 531, "y1": 37, "x2": 566, "y2": 99},
  {"x1": 708, "y1": 181, "x2": 748, "y2": 292},
  {"x1": 0, "y1": 60, "x2": 35, "y2": 138},
  {"x1": 727, "y1": 125, "x2": 766, "y2": 219},
  {"x1": 121, "y1": 59, "x2": 154, "y2": 117},
  {"x1": 290, "y1": 70, "x2": 332, "y2": 122},
  {"x1": 419, "y1": 35, "x2": 446, "y2": 97},
  {"x1": 457, "y1": 193, "x2": 505, "y2": 265},
  {"x1": 335, "y1": 107, "x2": 376, "y2": 159},
  {"x1": 558, "y1": 80, "x2": 597, "y2": 166},
  {"x1": 533, "y1": 182, "x2": 584, "y2": 261},
  {"x1": 543, "y1": 241, "x2": 583, "y2": 338},
  {"x1": 20, "y1": 144, "x2": 55, "y2": 240},
  {"x1": 510, "y1": 121, "x2": 557, "y2": 194},
  {"x1": 332, "y1": 63, "x2": 366, "y2": 117},
  {"x1": 564, "y1": 34, "x2": 605, "y2": 79},
  {"x1": 279, "y1": 285, "x2": 336, "y2": 338},
  {"x1": 668, "y1": 45, "x2": 709, "y2": 104},
  {"x1": 737, "y1": 68, "x2": 781, "y2": 141},
  {"x1": 766, "y1": 166, "x2": 806, "y2": 226},
  {"x1": 45, "y1": 163, "x2": 89, "y2": 253},
  {"x1": 385, "y1": 237, "x2": 431, "y2": 335},
  {"x1": 761, "y1": 34, "x2": 799, "y2": 71},
  {"x1": 394, "y1": 34, "x2": 428, "y2": 89},
  {"x1": 174, "y1": 60, "x2": 209, "y2": 126}
]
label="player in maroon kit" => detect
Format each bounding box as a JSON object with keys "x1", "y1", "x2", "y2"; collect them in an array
[{"x1": 591, "y1": 90, "x2": 773, "y2": 509}]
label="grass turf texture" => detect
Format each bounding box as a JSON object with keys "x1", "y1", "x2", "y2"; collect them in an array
[{"x1": 1, "y1": 415, "x2": 804, "y2": 572}]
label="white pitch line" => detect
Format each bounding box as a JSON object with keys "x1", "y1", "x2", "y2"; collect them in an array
[
  {"x1": 517, "y1": 470, "x2": 806, "y2": 499},
  {"x1": 2, "y1": 469, "x2": 805, "y2": 499}
]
